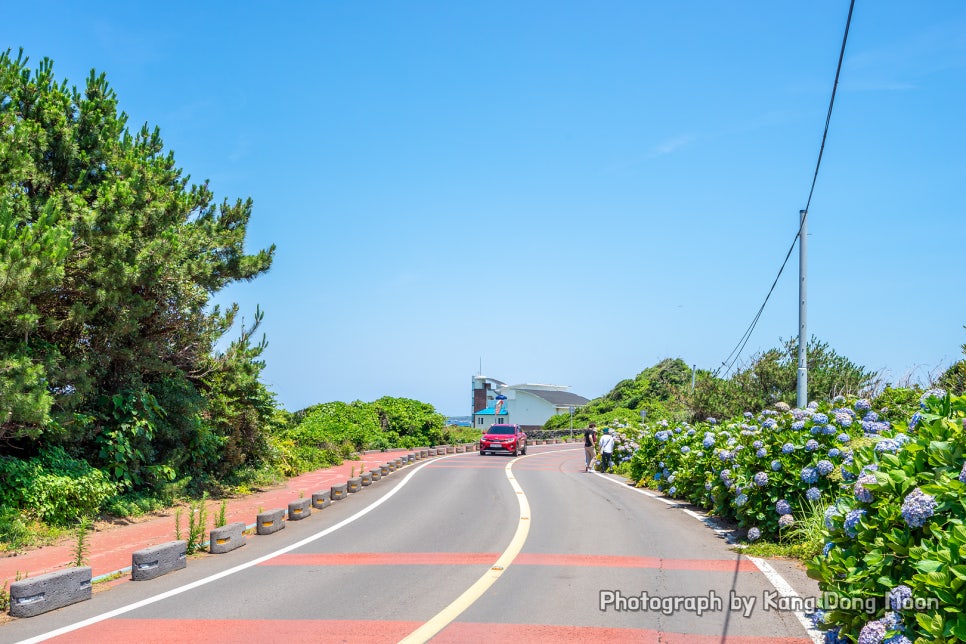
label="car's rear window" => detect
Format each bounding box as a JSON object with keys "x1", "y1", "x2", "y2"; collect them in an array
[{"x1": 488, "y1": 425, "x2": 515, "y2": 435}]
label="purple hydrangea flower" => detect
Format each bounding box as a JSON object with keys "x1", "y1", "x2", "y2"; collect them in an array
[
  {"x1": 753, "y1": 471, "x2": 769, "y2": 487},
  {"x1": 806, "y1": 487, "x2": 821, "y2": 502},
  {"x1": 806, "y1": 439, "x2": 819, "y2": 452},
  {"x1": 901, "y1": 487, "x2": 937, "y2": 528},
  {"x1": 855, "y1": 398, "x2": 872, "y2": 412},
  {"x1": 801, "y1": 466, "x2": 818, "y2": 484},
  {"x1": 888, "y1": 584, "x2": 912, "y2": 610},
  {"x1": 857, "y1": 619, "x2": 886, "y2": 644},
  {"x1": 854, "y1": 474, "x2": 876, "y2": 503},
  {"x1": 747, "y1": 527, "x2": 761, "y2": 541},
  {"x1": 707, "y1": 417, "x2": 717, "y2": 425},
  {"x1": 705, "y1": 481, "x2": 712, "y2": 491},
  {"x1": 959, "y1": 461, "x2": 966, "y2": 484},
  {"x1": 756, "y1": 448, "x2": 767, "y2": 459},
  {"x1": 834, "y1": 411, "x2": 853, "y2": 427},
  {"x1": 778, "y1": 514, "x2": 794, "y2": 528},
  {"x1": 776, "y1": 499, "x2": 792, "y2": 515},
  {"x1": 817, "y1": 460, "x2": 834, "y2": 476},
  {"x1": 753, "y1": 440, "x2": 763, "y2": 449},
  {"x1": 844, "y1": 508, "x2": 866, "y2": 537}
]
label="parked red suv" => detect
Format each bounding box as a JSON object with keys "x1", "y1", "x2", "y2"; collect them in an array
[{"x1": 480, "y1": 424, "x2": 527, "y2": 456}]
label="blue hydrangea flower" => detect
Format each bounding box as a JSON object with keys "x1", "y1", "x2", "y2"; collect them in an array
[
  {"x1": 776, "y1": 499, "x2": 792, "y2": 515},
  {"x1": 889, "y1": 584, "x2": 912, "y2": 610},
  {"x1": 806, "y1": 487, "x2": 821, "y2": 502},
  {"x1": 703, "y1": 436, "x2": 715, "y2": 449},
  {"x1": 828, "y1": 447, "x2": 841, "y2": 458},
  {"x1": 655, "y1": 430, "x2": 671, "y2": 442},
  {"x1": 834, "y1": 411, "x2": 853, "y2": 427},
  {"x1": 707, "y1": 417, "x2": 717, "y2": 425},
  {"x1": 756, "y1": 448, "x2": 767, "y2": 458},
  {"x1": 855, "y1": 398, "x2": 872, "y2": 412},
  {"x1": 908, "y1": 411, "x2": 922, "y2": 430},
  {"x1": 753, "y1": 471, "x2": 769, "y2": 487},
  {"x1": 705, "y1": 481, "x2": 712, "y2": 491},
  {"x1": 801, "y1": 466, "x2": 818, "y2": 484},
  {"x1": 854, "y1": 474, "x2": 876, "y2": 503},
  {"x1": 822, "y1": 541, "x2": 834, "y2": 556},
  {"x1": 747, "y1": 526, "x2": 761, "y2": 541},
  {"x1": 735, "y1": 493, "x2": 748, "y2": 507},
  {"x1": 863, "y1": 411, "x2": 880, "y2": 423},
  {"x1": 844, "y1": 508, "x2": 866, "y2": 537},
  {"x1": 669, "y1": 486, "x2": 677, "y2": 495},
  {"x1": 681, "y1": 446, "x2": 691, "y2": 454},
  {"x1": 782, "y1": 443, "x2": 795, "y2": 454},
  {"x1": 806, "y1": 439, "x2": 819, "y2": 451},
  {"x1": 762, "y1": 418, "x2": 777, "y2": 430},
  {"x1": 901, "y1": 487, "x2": 937, "y2": 528},
  {"x1": 857, "y1": 619, "x2": 886, "y2": 644},
  {"x1": 752, "y1": 440, "x2": 763, "y2": 449},
  {"x1": 883, "y1": 636, "x2": 911, "y2": 644},
  {"x1": 807, "y1": 401, "x2": 819, "y2": 410},
  {"x1": 822, "y1": 424, "x2": 837, "y2": 435},
  {"x1": 778, "y1": 514, "x2": 794, "y2": 528},
  {"x1": 812, "y1": 413, "x2": 829, "y2": 425},
  {"x1": 771, "y1": 459, "x2": 782, "y2": 472},
  {"x1": 880, "y1": 611, "x2": 902, "y2": 630},
  {"x1": 817, "y1": 460, "x2": 834, "y2": 476},
  {"x1": 836, "y1": 433, "x2": 850, "y2": 444},
  {"x1": 791, "y1": 420, "x2": 806, "y2": 431},
  {"x1": 875, "y1": 439, "x2": 899, "y2": 453},
  {"x1": 959, "y1": 461, "x2": 966, "y2": 484}
]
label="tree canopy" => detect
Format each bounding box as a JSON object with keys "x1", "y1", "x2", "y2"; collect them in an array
[{"x1": 0, "y1": 50, "x2": 274, "y2": 488}]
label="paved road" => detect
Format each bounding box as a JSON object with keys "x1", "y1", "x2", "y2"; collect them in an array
[{"x1": 4, "y1": 446, "x2": 819, "y2": 643}]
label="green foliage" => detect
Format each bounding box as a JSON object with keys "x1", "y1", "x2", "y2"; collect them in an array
[
  {"x1": 186, "y1": 495, "x2": 208, "y2": 554},
  {"x1": 0, "y1": 447, "x2": 118, "y2": 525},
  {"x1": 71, "y1": 516, "x2": 92, "y2": 567},
  {"x1": 371, "y1": 396, "x2": 446, "y2": 448},
  {"x1": 215, "y1": 500, "x2": 228, "y2": 529},
  {"x1": 806, "y1": 391, "x2": 966, "y2": 642},
  {"x1": 0, "y1": 50, "x2": 274, "y2": 490},
  {"x1": 689, "y1": 337, "x2": 876, "y2": 421},
  {"x1": 937, "y1": 328, "x2": 966, "y2": 396}
]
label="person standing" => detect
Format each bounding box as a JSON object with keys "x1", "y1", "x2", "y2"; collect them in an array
[
  {"x1": 599, "y1": 427, "x2": 615, "y2": 472},
  {"x1": 583, "y1": 422, "x2": 598, "y2": 472}
]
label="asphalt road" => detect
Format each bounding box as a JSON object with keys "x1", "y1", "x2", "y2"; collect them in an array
[{"x1": 3, "y1": 445, "x2": 819, "y2": 643}]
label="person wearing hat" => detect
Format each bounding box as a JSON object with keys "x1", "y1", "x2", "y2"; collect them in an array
[
  {"x1": 598, "y1": 427, "x2": 615, "y2": 472},
  {"x1": 583, "y1": 422, "x2": 598, "y2": 472}
]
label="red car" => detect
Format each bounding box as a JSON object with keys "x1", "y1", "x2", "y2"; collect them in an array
[{"x1": 480, "y1": 424, "x2": 527, "y2": 456}]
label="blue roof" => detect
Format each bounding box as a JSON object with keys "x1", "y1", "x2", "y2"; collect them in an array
[{"x1": 474, "y1": 406, "x2": 508, "y2": 416}]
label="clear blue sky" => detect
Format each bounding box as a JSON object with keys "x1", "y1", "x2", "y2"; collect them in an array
[{"x1": 5, "y1": 2, "x2": 965, "y2": 416}]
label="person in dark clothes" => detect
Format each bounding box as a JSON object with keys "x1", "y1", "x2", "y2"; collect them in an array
[{"x1": 584, "y1": 422, "x2": 598, "y2": 472}]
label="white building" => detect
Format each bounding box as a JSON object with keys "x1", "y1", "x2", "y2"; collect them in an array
[{"x1": 471, "y1": 375, "x2": 590, "y2": 432}]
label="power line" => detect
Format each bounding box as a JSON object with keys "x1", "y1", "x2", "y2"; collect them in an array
[{"x1": 714, "y1": 0, "x2": 855, "y2": 379}]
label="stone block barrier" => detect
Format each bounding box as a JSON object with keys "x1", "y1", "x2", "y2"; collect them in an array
[
  {"x1": 312, "y1": 490, "x2": 331, "y2": 509},
  {"x1": 210, "y1": 522, "x2": 246, "y2": 554},
  {"x1": 9, "y1": 567, "x2": 92, "y2": 618},
  {"x1": 456, "y1": 445, "x2": 465, "y2": 453},
  {"x1": 379, "y1": 463, "x2": 390, "y2": 476},
  {"x1": 370, "y1": 468, "x2": 382, "y2": 481},
  {"x1": 347, "y1": 477, "x2": 362, "y2": 493},
  {"x1": 256, "y1": 509, "x2": 286, "y2": 535},
  {"x1": 331, "y1": 483, "x2": 348, "y2": 501},
  {"x1": 420, "y1": 449, "x2": 429, "y2": 459},
  {"x1": 132, "y1": 541, "x2": 187, "y2": 581},
  {"x1": 288, "y1": 498, "x2": 312, "y2": 521},
  {"x1": 393, "y1": 457, "x2": 403, "y2": 468},
  {"x1": 361, "y1": 471, "x2": 373, "y2": 486},
  {"x1": 386, "y1": 461, "x2": 396, "y2": 473}
]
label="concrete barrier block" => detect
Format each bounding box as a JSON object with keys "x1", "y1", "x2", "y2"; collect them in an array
[
  {"x1": 361, "y1": 471, "x2": 373, "y2": 486},
  {"x1": 331, "y1": 483, "x2": 348, "y2": 501},
  {"x1": 347, "y1": 477, "x2": 362, "y2": 493},
  {"x1": 210, "y1": 522, "x2": 246, "y2": 554},
  {"x1": 419, "y1": 449, "x2": 429, "y2": 459},
  {"x1": 9, "y1": 567, "x2": 92, "y2": 618},
  {"x1": 379, "y1": 463, "x2": 390, "y2": 476},
  {"x1": 456, "y1": 445, "x2": 465, "y2": 453},
  {"x1": 312, "y1": 490, "x2": 331, "y2": 509},
  {"x1": 386, "y1": 461, "x2": 396, "y2": 472},
  {"x1": 288, "y1": 498, "x2": 312, "y2": 521},
  {"x1": 369, "y1": 468, "x2": 382, "y2": 481},
  {"x1": 256, "y1": 509, "x2": 286, "y2": 535},
  {"x1": 393, "y1": 457, "x2": 403, "y2": 468},
  {"x1": 413, "y1": 450, "x2": 422, "y2": 460},
  {"x1": 132, "y1": 541, "x2": 187, "y2": 581}
]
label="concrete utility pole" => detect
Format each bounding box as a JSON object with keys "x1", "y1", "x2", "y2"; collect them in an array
[{"x1": 797, "y1": 209, "x2": 808, "y2": 409}]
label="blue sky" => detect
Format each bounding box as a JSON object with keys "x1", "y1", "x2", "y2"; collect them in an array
[{"x1": 5, "y1": 2, "x2": 965, "y2": 416}]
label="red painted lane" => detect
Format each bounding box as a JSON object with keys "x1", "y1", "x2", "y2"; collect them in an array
[
  {"x1": 435, "y1": 622, "x2": 813, "y2": 643},
  {"x1": 258, "y1": 552, "x2": 759, "y2": 572},
  {"x1": 46, "y1": 619, "x2": 420, "y2": 643},
  {"x1": 45, "y1": 619, "x2": 811, "y2": 643}
]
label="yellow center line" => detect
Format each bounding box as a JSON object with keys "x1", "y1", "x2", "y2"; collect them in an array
[{"x1": 399, "y1": 456, "x2": 532, "y2": 643}]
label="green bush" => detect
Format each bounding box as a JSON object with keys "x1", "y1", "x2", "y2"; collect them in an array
[
  {"x1": 0, "y1": 447, "x2": 118, "y2": 526},
  {"x1": 806, "y1": 390, "x2": 966, "y2": 642}
]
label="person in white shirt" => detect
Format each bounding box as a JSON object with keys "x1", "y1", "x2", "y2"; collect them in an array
[{"x1": 598, "y1": 427, "x2": 615, "y2": 472}]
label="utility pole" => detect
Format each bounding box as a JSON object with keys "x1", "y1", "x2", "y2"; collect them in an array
[{"x1": 797, "y1": 209, "x2": 808, "y2": 408}]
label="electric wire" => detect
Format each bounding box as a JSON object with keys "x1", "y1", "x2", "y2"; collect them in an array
[{"x1": 713, "y1": 0, "x2": 855, "y2": 379}]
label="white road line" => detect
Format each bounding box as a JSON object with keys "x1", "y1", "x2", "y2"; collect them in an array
[
  {"x1": 399, "y1": 454, "x2": 532, "y2": 643},
  {"x1": 591, "y1": 472, "x2": 821, "y2": 644},
  {"x1": 17, "y1": 458, "x2": 441, "y2": 644}
]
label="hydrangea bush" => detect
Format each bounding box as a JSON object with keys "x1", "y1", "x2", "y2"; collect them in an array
[{"x1": 807, "y1": 391, "x2": 966, "y2": 642}]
